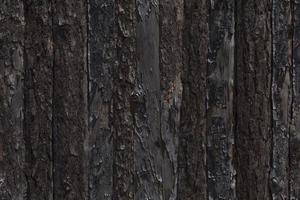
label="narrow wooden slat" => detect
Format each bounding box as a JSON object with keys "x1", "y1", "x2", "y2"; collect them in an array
[
  {"x1": 0, "y1": 1, "x2": 26, "y2": 199},
  {"x1": 235, "y1": 0, "x2": 272, "y2": 199},
  {"x1": 134, "y1": 0, "x2": 163, "y2": 199},
  {"x1": 112, "y1": 0, "x2": 136, "y2": 199},
  {"x1": 177, "y1": 0, "x2": 208, "y2": 199},
  {"x1": 88, "y1": 0, "x2": 115, "y2": 199},
  {"x1": 52, "y1": 0, "x2": 88, "y2": 199},
  {"x1": 159, "y1": 0, "x2": 183, "y2": 199},
  {"x1": 23, "y1": 1, "x2": 53, "y2": 199},
  {"x1": 290, "y1": 0, "x2": 300, "y2": 197},
  {"x1": 270, "y1": 0, "x2": 291, "y2": 199},
  {"x1": 206, "y1": 0, "x2": 235, "y2": 199}
]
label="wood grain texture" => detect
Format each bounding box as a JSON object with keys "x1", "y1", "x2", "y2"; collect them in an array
[
  {"x1": 52, "y1": 0, "x2": 88, "y2": 199},
  {"x1": 3, "y1": 1, "x2": 300, "y2": 199},
  {"x1": 112, "y1": 0, "x2": 136, "y2": 199},
  {"x1": 270, "y1": 0, "x2": 292, "y2": 199},
  {"x1": 159, "y1": 0, "x2": 183, "y2": 199},
  {"x1": 177, "y1": 0, "x2": 208, "y2": 199},
  {"x1": 88, "y1": 0, "x2": 115, "y2": 199},
  {"x1": 206, "y1": 0, "x2": 235, "y2": 199},
  {"x1": 0, "y1": 1, "x2": 26, "y2": 199},
  {"x1": 23, "y1": 0, "x2": 53, "y2": 199},
  {"x1": 235, "y1": 0, "x2": 272, "y2": 199},
  {"x1": 135, "y1": 0, "x2": 163, "y2": 199},
  {"x1": 290, "y1": 0, "x2": 300, "y2": 198}
]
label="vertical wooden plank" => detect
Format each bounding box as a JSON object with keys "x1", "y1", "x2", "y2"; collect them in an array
[
  {"x1": 206, "y1": 0, "x2": 235, "y2": 199},
  {"x1": 134, "y1": 0, "x2": 163, "y2": 199},
  {"x1": 52, "y1": 0, "x2": 88, "y2": 199},
  {"x1": 159, "y1": 0, "x2": 183, "y2": 199},
  {"x1": 0, "y1": 1, "x2": 26, "y2": 199},
  {"x1": 177, "y1": 0, "x2": 208, "y2": 199},
  {"x1": 290, "y1": 0, "x2": 300, "y2": 197},
  {"x1": 270, "y1": 0, "x2": 291, "y2": 199},
  {"x1": 235, "y1": 0, "x2": 272, "y2": 199},
  {"x1": 23, "y1": 1, "x2": 53, "y2": 199},
  {"x1": 88, "y1": 0, "x2": 115, "y2": 199},
  {"x1": 112, "y1": 0, "x2": 136, "y2": 199}
]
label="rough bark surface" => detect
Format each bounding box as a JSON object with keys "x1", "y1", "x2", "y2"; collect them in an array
[
  {"x1": 23, "y1": 1, "x2": 53, "y2": 199},
  {"x1": 135, "y1": 0, "x2": 163, "y2": 199},
  {"x1": 159, "y1": 0, "x2": 183, "y2": 199},
  {"x1": 235, "y1": 0, "x2": 272, "y2": 199},
  {"x1": 177, "y1": 0, "x2": 208, "y2": 199},
  {"x1": 88, "y1": 0, "x2": 115, "y2": 199},
  {"x1": 270, "y1": 0, "x2": 292, "y2": 199},
  {"x1": 52, "y1": 0, "x2": 88, "y2": 199},
  {"x1": 206, "y1": 0, "x2": 235, "y2": 199},
  {"x1": 112, "y1": 0, "x2": 136, "y2": 199},
  {"x1": 0, "y1": 1, "x2": 26, "y2": 199},
  {"x1": 4, "y1": 1, "x2": 300, "y2": 200},
  {"x1": 290, "y1": 0, "x2": 300, "y2": 198}
]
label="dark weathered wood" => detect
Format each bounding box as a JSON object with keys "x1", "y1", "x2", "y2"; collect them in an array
[
  {"x1": 88, "y1": 0, "x2": 115, "y2": 199},
  {"x1": 134, "y1": 0, "x2": 163, "y2": 199},
  {"x1": 0, "y1": 1, "x2": 26, "y2": 199},
  {"x1": 52, "y1": 0, "x2": 88, "y2": 199},
  {"x1": 235, "y1": 0, "x2": 272, "y2": 199},
  {"x1": 112, "y1": 0, "x2": 136, "y2": 199},
  {"x1": 270, "y1": 0, "x2": 292, "y2": 199},
  {"x1": 177, "y1": 0, "x2": 208, "y2": 199},
  {"x1": 206, "y1": 0, "x2": 235, "y2": 199},
  {"x1": 23, "y1": 1, "x2": 53, "y2": 199},
  {"x1": 290, "y1": 0, "x2": 300, "y2": 198},
  {"x1": 159, "y1": 0, "x2": 183, "y2": 199}
]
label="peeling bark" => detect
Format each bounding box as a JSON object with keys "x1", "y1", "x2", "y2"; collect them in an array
[
  {"x1": 235, "y1": 0, "x2": 272, "y2": 199},
  {"x1": 88, "y1": 0, "x2": 115, "y2": 199},
  {"x1": 112, "y1": 0, "x2": 136, "y2": 199},
  {"x1": 270, "y1": 0, "x2": 292, "y2": 199},
  {"x1": 0, "y1": 1, "x2": 26, "y2": 199},
  {"x1": 52, "y1": 0, "x2": 88, "y2": 199},
  {"x1": 159, "y1": 0, "x2": 183, "y2": 199},
  {"x1": 134, "y1": 0, "x2": 163, "y2": 199},
  {"x1": 206, "y1": 0, "x2": 235, "y2": 199},
  {"x1": 177, "y1": 0, "x2": 208, "y2": 199}
]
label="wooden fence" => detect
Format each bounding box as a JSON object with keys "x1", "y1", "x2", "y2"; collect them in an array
[{"x1": 0, "y1": 0, "x2": 299, "y2": 199}]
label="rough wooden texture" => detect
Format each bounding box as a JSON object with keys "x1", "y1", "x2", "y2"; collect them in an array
[
  {"x1": 135, "y1": 0, "x2": 163, "y2": 199},
  {"x1": 206, "y1": 0, "x2": 235, "y2": 199},
  {"x1": 88, "y1": 0, "x2": 115, "y2": 199},
  {"x1": 23, "y1": 1, "x2": 53, "y2": 199},
  {"x1": 290, "y1": 0, "x2": 300, "y2": 198},
  {"x1": 4, "y1": 1, "x2": 300, "y2": 199},
  {"x1": 235, "y1": 0, "x2": 272, "y2": 199},
  {"x1": 177, "y1": 0, "x2": 208, "y2": 199},
  {"x1": 0, "y1": 1, "x2": 26, "y2": 199},
  {"x1": 270, "y1": 0, "x2": 292, "y2": 199},
  {"x1": 159, "y1": 0, "x2": 183, "y2": 199},
  {"x1": 112, "y1": 0, "x2": 136, "y2": 199},
  {"x1": 52, "y1": 0, "x2": 88, "y2": 199}
]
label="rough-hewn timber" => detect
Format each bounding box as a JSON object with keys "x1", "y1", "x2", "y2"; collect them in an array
[
  {"x1": 270, "y1": 0, "x2": 292, "y2": 199},
  {"x1": 206, "y1": 0, "x2": 235, "y2": 199},
  {"x1": 24, "y1": 0, "x2": 53, "y2": 199},
  {"x1": 159, "y1": 0, "x2": 183, "y2": 199},
  {"x1": 134, "y1": 0, "x2": 163, "y2": 199},
  {"x1": 290, "y1": 0, "x2": 300, "y2": 198},
  {"x1": 0, "y1": 1, "x2": 26, "y2": 199},
  {"x1": 235, "y1": 0, "x2": 272, "y2": 199},
  {"x1": 112, "y1": 0, "x2": 136, "y2": 199},
  {"x1": 52, "y1": 0, "x2": 88, "y2": 199},
  {"x1": 88, "y1": 0, "x2": 115, "y2": 199},
  {"x1": 177, "y1": 0, "x2": 208, "y2": 199}
]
